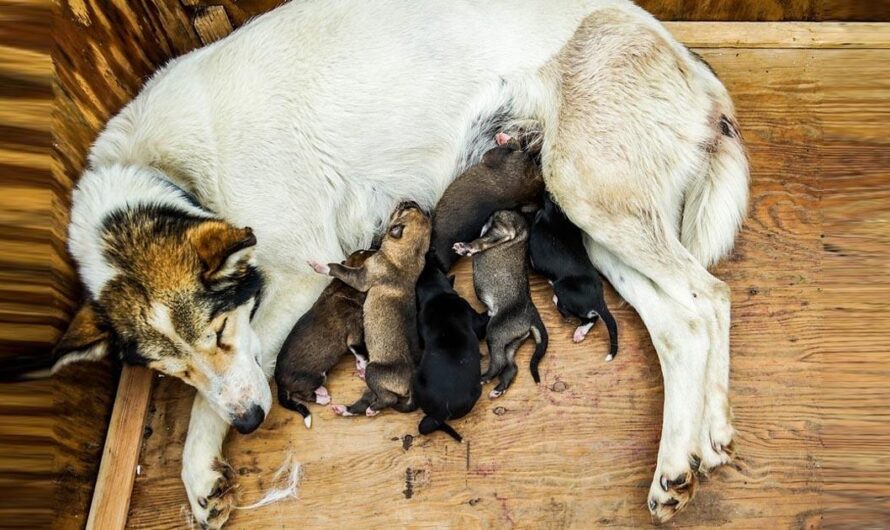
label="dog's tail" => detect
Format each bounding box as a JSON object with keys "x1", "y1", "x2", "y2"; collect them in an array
[
  {"x1": 681, "y1": 96, "x2": 749, "y2": 268},
  {"x1": 0, "y1": 354, "x2": 56, "y2": 383},
  {"x1": 418, "y1": 415, "x2": 463, "y2": 443},
  {"x1": 597, "y1": 302, "x2": 619, "y2": 362},
  {"x1": 528, "y1": 316, "x2": 549, "y2": 384},
  {"x1": 277, "y1": 387, "x2": 313, "y2": 429}
]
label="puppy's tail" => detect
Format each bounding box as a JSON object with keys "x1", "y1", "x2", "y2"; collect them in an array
[
  {"x1": 597, "y1": 302, "x2": 619, "y2": 362},
  {"x1": 277, "y1": 387, "x2": 313, "y2": 429},
  {"x1": 528, "y1": 316, "x2": 549, "y2": 384},
  {"x1": 419, "y1": 415, "x2": 463, "y2": 443}
]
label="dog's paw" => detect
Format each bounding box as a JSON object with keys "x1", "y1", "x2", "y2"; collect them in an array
[
  {"x1": 495, "y1": 132, "x2": 512, "y2": 146},
  {"x1": 331, "y1": 404, "x2": 353, "y2": 416},
  {"x1": 365, "y1": 408, "x2": 379, "y2": 417},
  {"x1": 452, "y1": 242, "x2": 474, "y2": 256},
  {"x1": 700, "y1": 423, "x2": 735, "y2": 471},
  {"x1": 647, "y1": 463, "x2": 698, "y2": 523},
  {"x1": 488, "y1": 389, "x2": 503, "y2": 399},
  {"x1": 184, "y1": 458, "x2": 236, "y2": 530},
  {"x1": 307, "y1": 260, "x2": 330, "y2": 275}
]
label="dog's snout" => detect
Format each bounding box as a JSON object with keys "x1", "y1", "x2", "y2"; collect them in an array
[{"x1": 232, "y1": 404, "x2": 265, "y2": 434}]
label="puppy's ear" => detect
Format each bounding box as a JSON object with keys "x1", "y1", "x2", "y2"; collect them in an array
[
  {"x1": 52, "y1": 303, "x2": 112, "y2": 373},
  {"x1": 189, "y1": 221, "x2": 257, "y2": 286},
  {"x1": 482, "y1": 145, "x2": 512, "y2": 168},
  {"x1": 447, "y1": 275, "x2": 456, "y2": 287}
]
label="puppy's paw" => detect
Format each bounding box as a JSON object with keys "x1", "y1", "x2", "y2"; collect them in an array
[
  {"x1": 452, "y1": 242, "x2": 474, "y2": 256},
  {"x1": 307, "y1": 260, "x2": 330, "y2": 275},
  {"x1": 184, "y1": 458, "x2": 236, "y2": 530},
  {"x1": 495, "y1": 132, "x2": 512, "y2": 146},
  {"x1": 572, "y1": 322, "x2": 594, "y2": 343},
  {"x1": 365, "y1": 408, "x2": 380, "y2": 417},
  {"x1": 331, "y1": 404, "x2": 353, "y2": 417},
  {"x1": 314, "y1": 386, "x2": 331, "y2": 405},
  {"x1": 488, "y1": 389, "x2": 503, "y2": 399}
]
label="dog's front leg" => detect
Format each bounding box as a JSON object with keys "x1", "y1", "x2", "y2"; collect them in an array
[
  {"x1": 452, "y1": 232, "x2": 514, "y2": 256},
  {"x1": 182, "y1": 394, "x2": 234, "y2": 529}
]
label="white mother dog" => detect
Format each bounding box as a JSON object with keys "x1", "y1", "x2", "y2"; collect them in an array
[{"x1": 52, "y1": 0, "x2": 748, "y2": 527}]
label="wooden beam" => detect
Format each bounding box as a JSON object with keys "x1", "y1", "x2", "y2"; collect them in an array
[
  {"x1": 85, "y1": 366, "x2": 154, "y2": 530},
  {"x1": 664, "y1": 22, "x2": 890, "y2": 49},
  {"x1": 192, "y1": 6, "x2": 234, "y2": 45}
]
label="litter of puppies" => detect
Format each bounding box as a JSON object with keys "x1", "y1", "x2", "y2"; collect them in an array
[{"x1": 275, "y1": 132, "x2": 620, "y2": 442}]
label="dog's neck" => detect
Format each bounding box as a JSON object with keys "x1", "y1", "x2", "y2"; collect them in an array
[{"x1": 68, "y1": 163, "x2": 214, "y2": 299}]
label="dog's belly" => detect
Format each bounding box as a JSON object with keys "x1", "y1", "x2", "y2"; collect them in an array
[{"x1": 92, "y1": 0, "x2": 629, "y2": 266}]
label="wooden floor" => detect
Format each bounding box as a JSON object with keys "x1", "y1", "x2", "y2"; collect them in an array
[{"x1": 113, "y1": 22, "x2": 888, "y2": 529}]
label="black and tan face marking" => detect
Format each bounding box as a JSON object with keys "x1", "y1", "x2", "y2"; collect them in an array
[{"x1": 54, "y1": 205, "x2": 271, "y2": 430}]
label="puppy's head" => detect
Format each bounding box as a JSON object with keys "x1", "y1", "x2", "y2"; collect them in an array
[
  {"x1": 482, "y1": 131, "x2": 541, "y2": 171},
  {"x1": 383, "y1": 201, "x2": 432, "y2": 258},
  {"x1": 479, "y1": 209, "x2": 528, "y2": 241}
]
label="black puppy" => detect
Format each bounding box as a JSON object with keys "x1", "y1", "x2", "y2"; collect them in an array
[
  {"x1": 529, "y1": 194, "x2": 619, "y2": 361},
  {"x1": 414, "y1": 262, "x2": 489, "y2": 442}
]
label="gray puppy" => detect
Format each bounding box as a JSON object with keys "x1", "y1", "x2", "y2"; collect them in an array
[{"x1": 453, "y1": 209, "x2": 548, "y2": 398}]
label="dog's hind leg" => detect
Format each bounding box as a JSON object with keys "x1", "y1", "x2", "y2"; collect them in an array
[
  {"x1": 488, "y1": 334, "x2": 527, "y2": 398},
  {"x1": 332, "y1": 388, "x2": 374, "y2": 417},
  {"x1": 580, "y1": 236, "x2": 710, "y2": 522}
]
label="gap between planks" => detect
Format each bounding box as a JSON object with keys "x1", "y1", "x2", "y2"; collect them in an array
[{"x1": 83, "y1": 20, "x2": 887, "y2": 528}]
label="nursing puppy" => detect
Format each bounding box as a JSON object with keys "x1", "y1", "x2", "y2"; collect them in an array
[
  {"x1": 454, "y1": 210, "x2": 548, "y2": 397},
  {"x1": 414, "y1": 262, "x2": 489, "y2": 442},
  {"x1": 309, "y1": 202, "x2": 430, "y2": 416},
  {"x1": 274, "y1": 249, "x2": 375, "y2": 428},
  {"x1": 430, "y1": 133, "x2": 544, "y2": 270},
  {"x1": 529, "y1": 194, "x2": 619, "y2": 361}
]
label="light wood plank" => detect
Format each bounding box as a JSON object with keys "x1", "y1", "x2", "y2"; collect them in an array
[
  {"x1": 86, "y1": 367, "x2": 154, "y2": 530},
  {"x1": 665, "y1": 22, "x2": 890, "y2": 48}
]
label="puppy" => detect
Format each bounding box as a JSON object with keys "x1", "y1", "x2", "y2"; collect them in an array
[
  {"x1": 309, "y1": 202, "x2": 430, "y2": 416},
  {"x1": 453, "y1": 209, "x2": 548, "y2": 397},
  {"x1": 274, "y1": 249, "x2": 374, "y2": 428},
  {"x1": 529, "y1": 194, "x2": 619, "y2": 361},
  {"x1": 414, "y1": 262, "x2": 489, "y2": 442},
  {"x1": 430, "y1": 133, "x2": 544, "y2": 270}
]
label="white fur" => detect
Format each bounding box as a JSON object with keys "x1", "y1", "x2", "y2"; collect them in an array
[{"x1": 68, "y1": 1, "x2": 747, "y2": 526}]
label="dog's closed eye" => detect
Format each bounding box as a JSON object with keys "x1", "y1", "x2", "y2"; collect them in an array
[{"x1": 389, "y1": 224, "x2": 404, "y2": 238}]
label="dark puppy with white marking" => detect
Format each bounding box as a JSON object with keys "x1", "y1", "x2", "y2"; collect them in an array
[
  {"x1": 529, "y1": 194, "x2": 619, "y2": 361},
  {"x1": 309, "y1": 202, "x2": 430, "y2": 416},
  {"x1": 454, "y1": 209, "x2": 548, "y2": 397},
  {"x1": 430, "y1": 133, "x2": 544, "y2": 270},
  {"x1": 274, "y1": 249, "x2": 374, "y2": 428},
  {"x1": 414, "y1": 262, "x2": 489, "y2": 442}
]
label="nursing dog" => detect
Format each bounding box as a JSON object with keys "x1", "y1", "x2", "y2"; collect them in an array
[
  {"x1": 274, "y1": 249, "x2": 374, "y2": 428},
  {"x1": 530, "y1": 194, "x2": 619, "y2": 361},
  {"x1": 430, "y1": 133, "x2": 544, "y2": 270},
  {"x1": 414, "y1": 262, "x2": 489, "y2": 442},
  {"x1": 454, "y1": 210, "x2": 548, "y2": 397},
  {"x1": 37, "y1": 1, "x2": 748, "y2": 525},
  {"x1": 309, "y1": 203, "x2": 430, "y2": 416}
]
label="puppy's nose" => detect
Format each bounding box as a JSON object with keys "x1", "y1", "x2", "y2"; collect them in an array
[{"x1": 232, "y1": 404, "x2": 265, "y2": 434}]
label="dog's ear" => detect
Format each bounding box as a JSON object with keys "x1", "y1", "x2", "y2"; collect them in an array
[
  {"x1": 189, "y1": 221, "x2": 257, "y2": 285},
  {"x1": 482, "y1": 145, "x2": 512, "y2": 168},
  {"x1": 52, "y1": 303, "x2": 112, "y2": 373}
]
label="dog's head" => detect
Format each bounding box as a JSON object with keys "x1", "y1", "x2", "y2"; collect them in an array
[
  {"x1": 55, "y1": 210, "x2": 271, "y2": 434},
  {"x1": 552, "y1": 276, "x2": 603, "y2": 326}
]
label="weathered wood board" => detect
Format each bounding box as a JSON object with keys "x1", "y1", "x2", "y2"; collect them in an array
[{"x1": 121, "y1": 23, "x2": 890, "y2": 530}]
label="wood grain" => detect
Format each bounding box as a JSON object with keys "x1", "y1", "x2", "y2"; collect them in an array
[
  {"x1": 122, "y1": 23, "x2": 889, "y2": 529},
  {"x1": 86, "y1": 367, "x2": 154, "y2": 530}
]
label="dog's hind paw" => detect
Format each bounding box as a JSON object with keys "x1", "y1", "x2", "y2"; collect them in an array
[
  {"x1": 331, "y1": 404, "x2": 353, "y2": 416},
  {"x1": 452, "y1": 242, "x2": 474, "y2": 256},
  {"x1": 314, "y1": 386, "x2": 331, "y2": 405},
  {"x1": 647, "y1": 464, "x2": 698, "y2": 523}
]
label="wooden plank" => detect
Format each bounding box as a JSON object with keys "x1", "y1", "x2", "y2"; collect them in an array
[
  {"x1": 664, "y1": 22, "x2": 890, "y2": 48},
  {"x1": 86, "y1": 367, "x2": 154, "y2": 530}
]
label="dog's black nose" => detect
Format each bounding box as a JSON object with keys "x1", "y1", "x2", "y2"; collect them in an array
[{"x1": 232, "y1": 405, "x2": 265, "y2": 434}]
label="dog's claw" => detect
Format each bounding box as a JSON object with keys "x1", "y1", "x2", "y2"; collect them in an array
[{"x1": 649, "y1": 468, "x2": 697, "y2": 523}]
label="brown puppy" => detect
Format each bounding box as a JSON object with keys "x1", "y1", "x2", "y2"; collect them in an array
[
  {"x1": 308, "y1": 202, "x2": 430, "y2": 416},
  {"x1": 430, "y1": 133, "x2": 544, "y2": 270},
  {"x1": 274, "y1": 249, "x2": 374, "y2": 428}
]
